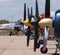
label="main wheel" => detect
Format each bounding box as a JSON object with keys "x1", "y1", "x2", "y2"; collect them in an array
[{"x1": 40, "y1": 47, "x2": 48, "y2": 53}]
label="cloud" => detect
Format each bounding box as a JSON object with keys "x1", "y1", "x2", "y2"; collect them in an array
[
  {"x1": 0, "y1": 0, "x2": 60, "y2": 21},
  {"x1": 0, "y1": 0, "x2": 11, "y2": 2}
]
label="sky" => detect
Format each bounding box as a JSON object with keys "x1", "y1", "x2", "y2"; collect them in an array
[{"x1": 0, "y1": 0, "x2": 60, "y2": 22}]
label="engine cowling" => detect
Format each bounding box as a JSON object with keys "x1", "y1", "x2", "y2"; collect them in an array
[
  {"x1": 54, "y1": 10, "x2": 60, "y2": 39},
  {"x1": 38, "y1": 18, "x2": 53, "y2": 31}
]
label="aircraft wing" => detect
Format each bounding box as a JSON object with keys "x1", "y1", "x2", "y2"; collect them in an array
[{"x1": 0, "y1": 23, "x2": 15, "y2": 30}]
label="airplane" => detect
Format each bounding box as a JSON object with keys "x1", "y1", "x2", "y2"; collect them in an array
[
  {"x1": 0, "y1": 23, "x2": 15, "y2": 30},
  {"x1": 38, "y1": 9, "x2": 60, "y2": 55},
  {"x1": 38, "y1": 0, "x2": 60, "y2": 55},
  {"x1": 22, "y1": 0, "x2": 60, "y2": 55},
  {"x1": 0, "y1": 22, "x2": 23, "y2": 36}
]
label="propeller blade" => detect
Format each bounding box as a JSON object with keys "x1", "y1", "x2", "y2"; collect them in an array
[
  {"x1": 27, "y1": 8, "x2": 31, "y2": 47},
  {"x1": 27, "y1": 27, "x2": 30, "y2": 47},
  {"x1": 24, "y1": 3, "x2": 26, "y2": 21},
  {"x1": 45, "y1": 0, "x2": 50, "y2": 18},
  {"x1": 33, "y1": 0, "x2": 39, "y2": 52},
  {"x1": 27, "y1": 7, "x2": 33, "y2": 47},
  {"x1": 35, "y1": 0, "x2": 39, "y2": 19},
  {"x1": 31, "y1": 7, "x2": 33, "y2": 17},
  {"x1": 28, "y1": 8, "x2": 31, "y2": 22},
  {"x1": 28, "y1": 8, "x2": 30, "y2": 19}
]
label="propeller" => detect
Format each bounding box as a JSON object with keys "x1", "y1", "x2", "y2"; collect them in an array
[
  {"x1": 33, "y1": 0, "x2": 40, "y2": 52},
  {"x1": 40, "y1": 0, "x2": 50, "y2": 53},
  {"x1": 27, "y1": 7, "x2": 34, "y2": 47},
  {"x1": 26, "y1": 0, "x2": 40, "y2": 52}
]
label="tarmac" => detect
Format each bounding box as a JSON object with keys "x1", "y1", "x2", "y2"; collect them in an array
[{"x1": 0, "y1": 35, "x2": 60, "y2": 55}]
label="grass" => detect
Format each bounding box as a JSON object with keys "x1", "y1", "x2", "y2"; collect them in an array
[{"x1": 0, "y1": 30, "x2": 24, "y2": 36}]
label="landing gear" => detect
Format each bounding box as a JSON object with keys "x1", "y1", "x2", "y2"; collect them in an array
[
  {"x1": 40, "y1": 47, "x2": 48, "y2": 53},
  {"x1": 34, "y1": 42, "x2": 40, "y2": 52},
  {"x1": 9, "y1": 30, "x2": 19, "y2": 36},
  {"x1": 36, "y1": 43, "x2": 40, "y2": 48},
  {"x1": 9, "y1": 31, "x2": 12, "y2": 36},
  {"x1": 39, "y1": 40, "x2": 43, "y2": 44},
  {"x1": 52, "y1": 41, "x2": 60, "y2": 55},
  {"x1": 36, "y1": 40, "x2": 43, "y2": 48}
]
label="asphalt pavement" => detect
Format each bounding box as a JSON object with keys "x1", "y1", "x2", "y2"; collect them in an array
[{"x1": 0, "y1": 36, "x2": 60, "y2": 55}]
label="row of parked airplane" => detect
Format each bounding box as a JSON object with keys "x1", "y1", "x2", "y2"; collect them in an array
[
  {"x1": 0, "y1": 23, "x2": 15, "y2": 30},
  {"x1": 0, "y1": 21, "x2": 25, "y2": 36},
  {"x1": 20, "y1": 0, "x2": 60, "y2": 55}
]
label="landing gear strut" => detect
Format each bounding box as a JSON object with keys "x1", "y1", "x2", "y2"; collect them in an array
[{"x1": 52, "y1": 42, "x2": 60, "y2": 55}]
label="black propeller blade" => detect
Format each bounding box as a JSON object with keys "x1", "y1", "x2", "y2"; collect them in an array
[
  {"x1": 24, "y1": 3, "x2": 26, "y2": 21},
  {"x1": 28, "y1": 8, "x2": 30, "y2": 20},
  {"x1": 27, "y1": 8, "x2": 31, "y2": 47},
  {"x1": 45, "y1": 0, "x2": 50, "y2": 18},
  {"x1": 34, "y1": 0, "x2": 40, "y2": 52},
  {"x1": 35, "y1": 0, "x2": 39, "y2": 20},
  {"x1": 31, "y1": 7, "x2": 33, "y2": 17},
  {"x1": 27, "y1": 7, "x2": 34, "y2": 47},
  {"x1": 20, "y1": 3, "x2": 26, "y2": 25}
]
